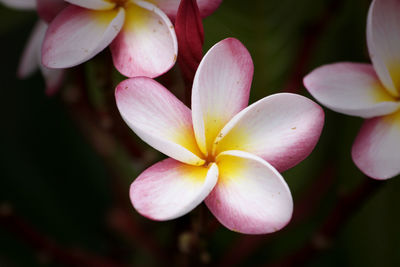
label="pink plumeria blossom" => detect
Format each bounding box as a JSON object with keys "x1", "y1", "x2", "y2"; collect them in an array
[
  {"x1": 41, "y1": 0, "x2": 222, "y2": 78},
  {"x1": 115, "y1": 38, "x2": 324, "y2": 234},
  {"x1": 304, "y1": 0, "x2": 400, "y2": 180},
  {"x1": 0, "y1": 0, "x2": 66, "y2": 95}
]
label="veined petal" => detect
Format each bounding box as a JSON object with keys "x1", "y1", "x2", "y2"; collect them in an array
[
  {"x1": 304, "y1": 63, "x2": 400, "y2": 118},
  {"x1": 151, "y1": 0, "x2": 222, "y2": 20},
  {"x1": 0, "y1": 0, "x2": 35, "y2": 9},
  {"x1": 36, "y1": 0, "x2": 67, "y2": 23},
  {"x1": 192, "y1": 38, "x2": 253, "y2": 155},
  {"x1": 131, "y1": 158, "x2": 218, "y2": 220},
  {"x1": 205, "y1": 150, "x2": 293, "y2": 234},
  {"x1": 64, "y1": 0, "x2": 115, "y2": 10},
  {"x1": 352, "y1": 111, "x2": 400, "y2": 180},
  {"x1": 42, "y1": 5, "x2": 125, "y2": 68},
  {"x1": 367, "y1": 0, "x2": 400, "y2": 97},
  {"x1": 110, "y1": 0, "x2": 177, "y2": 78},
  {"x1": 115, "y1": 77, "x2": 205, "y2": 165},
  {"x1": 213, "y1": 93, "x2": 324, "y2": 173},
  {"x1": 18, "y1": 20, "x2": 47, "y2": 79}
]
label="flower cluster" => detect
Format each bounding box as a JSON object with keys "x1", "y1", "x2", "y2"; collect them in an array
[{"x1": 3, "y1": 0, "x2": 396, "y2": 235}]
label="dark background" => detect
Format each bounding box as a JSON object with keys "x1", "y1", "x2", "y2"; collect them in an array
[{"x1": 1, "y1": 0, "x2": 399, "y2": 266}]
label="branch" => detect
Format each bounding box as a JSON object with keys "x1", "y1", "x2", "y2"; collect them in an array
[
  {"x1": 283, "y1": 0, "x2": 343, "y2": 93},
  {"x1": 61, "y1": 67, "x2": 166, "y2": 262},
  {"x1": 0, "y1": 204, "x2": 124, "y2": 267},
  {"x1": 266, "y1": 178, "x2": 383, "y2": 267}
]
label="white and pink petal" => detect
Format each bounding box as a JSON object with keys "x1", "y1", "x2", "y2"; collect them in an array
[
  {"x1": 18, "y1": 20, "x2": 47, "y2": 79},
  {"x1": 213, "y1": 93, "x2": 324, "y2": 173},
  {"x1": 205, "y1": 150, "x2": 293, "y2": 234},
  {"x1": 115, "y1": 77, "x2": 205, "y2": 165},
  {"x1": 303, "y1": 62, "x2": 400, "y2": 118},
  {"x1": 352, "y1": 111, "x2": 400, "y2": 180},
  {"x1": 110, "y1": 0, "x2": 177, "y2": 78},
  {"x1": 367, "y1": 0, "x2": 400, "y2": 97},
  {"x1": 42, "y1": 5, "x2": 125, "y2": 68},
  {"x1": 131, "y1": 158, "x2": 218, "y2": 220},
  {"x1": 191, "y1": 38, "x2": 253, "y2": 155}
]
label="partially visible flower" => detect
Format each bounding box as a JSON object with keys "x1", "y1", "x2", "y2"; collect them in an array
[
  {"x1": 304, "y1": 0, "x2": 400, "y2": 180},
  {"x1": 41, "y1": 0, "x2": 222, "y2": 78},
  {"x1": 1, "y1": 0, "x2": 66, "y2": 95},
  {"x1": 115, "y1": 38, "x2": 324, "y2": 234}
]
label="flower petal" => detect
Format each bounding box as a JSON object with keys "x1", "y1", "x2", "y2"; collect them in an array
[
  {"x1": 115, "y1": 77, "x2": 205, "y2": 165},
  {"x1": 367, "y1": 0, "x2": 400, "y2": 97},
  {"x1": 110, "y1": 0, "x2": 177, "y2": 78},
  {"x1": 205, "y1": 150, "x2": 293, "y2": 234},
  {"x1": 36, "y1": 0, "x2": 67, "y2": 23},
  {"x1": 304, "y1": 63, "x2": 400, "y2": 118},
  {"x1": 152, "y1": 0, "x2": 222, "y2": 21},
  {"x1": 0, "y1": 0, "x2": 35, "y2": 9},
  {"x1": 131, "y1": 158, "x2": 218, "y2": 221},
  {"x1": 352, "y1": 111, "x2": 400, "y2": 180},
  {"x1": 18, "y1": 20, "x2": 46, "y2": 79},
  {"x1": 64, "y1": 0, "x2": 115, "y2": 10},
  {"x1": 42, "y1": 5, "x2": 124, "y2": 68},
  {"x1": 192, "y1": 38, "x2": 253, "y2": 155},
  {"x1": 213, "y1": 93, "x2": 324, "y2": 173}
]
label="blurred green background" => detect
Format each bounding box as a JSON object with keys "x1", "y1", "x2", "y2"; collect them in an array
[{"x1": 1, "y1": 0, "x2": 399, "y2": 266}]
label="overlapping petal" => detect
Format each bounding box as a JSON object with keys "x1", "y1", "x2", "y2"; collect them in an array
[
  {"x1": 130, "y1": 158, "x2": 218, "y2": 220},
  {"x1": 64, "y1": 0, "x2": 115, "y2": 10},
  {"x1": 42, "y1": 5, "x2": 125, "y2": 68},
  {"x1": 36, "y1": 0, "x2": 66, "y2": 23},
  {"x1": 304, "y1": 63, "x2": 400, "y2": 118},
  {"x1": 18, "y1": 20, "x2": 65, "y2": 95},
  {"x1": 352, "y1": 111, "x2": 400, "y2": 180},
  {"x1": 152, "y1": 0, "x2": 222, "y2": 20},
  {"x1": 205, "y1": 150, "x2": 293, "y2": 234},
  {"x1": 115, "y1": 77, "x2": 205, "y2": 165},
  {"x1": 367, "y1": 0, "x2": 400, "y2": 97},
  {"x1": 213, "y1": 93, "x2": 324, "y2": 172},
  {"x1": 18, "y1": 20, "x2": 46, "y2": 79},
  {"x1": 192, "y1": 38, "x2": 253, "y2": 155},
  {"x1": 0, "y1": 0, "x2": 35, "y2": 9},
  {"x1": 110, "y1": 0, "x2": 177, "y2": 78}
]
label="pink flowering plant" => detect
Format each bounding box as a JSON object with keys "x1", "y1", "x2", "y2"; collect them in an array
[{"x1": 1, "y1": 0, "x2": 399, "y2": 265}]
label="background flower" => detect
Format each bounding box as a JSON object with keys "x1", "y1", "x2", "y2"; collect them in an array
[
  {"x1": 0, "y1": 0, "x2": 65, "y2": 95},
  {"x1": 304, "y1": 0, "x2": 400, "y2": 180},
  {"x1": 42, "y1": 0, "x2": 221, "y2": 78}
]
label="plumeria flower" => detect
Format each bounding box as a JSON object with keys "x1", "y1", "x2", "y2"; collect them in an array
[
  {"x1": 42, "y1": 0, "x2": 222, "y2": 78},
  {"x1": 1, "y1": 0, "x2": 66, "y2": 95},
  {"x1": 115, "y1": 38, "x2": 324, "y2": 234},
  {"x1": 304, "y1": 0, "x2": 400, "y2": 180}
]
